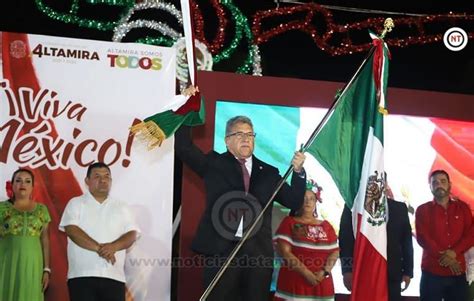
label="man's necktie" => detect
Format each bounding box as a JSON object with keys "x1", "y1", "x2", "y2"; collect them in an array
[{"x1": 238, "y1": 158, "x2": 250, "y2": 193}]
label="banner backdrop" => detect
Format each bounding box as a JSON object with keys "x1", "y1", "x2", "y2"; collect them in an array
[{"x1": 0, "y1": 32, "x2": 175, "y2": 301}]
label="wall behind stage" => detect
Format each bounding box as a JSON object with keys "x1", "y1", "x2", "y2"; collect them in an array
[
  {"x1": 0, "y1": 32, "x2": 176, "y2": 301},
  {"x1": 177, "y1": 70, "x2": 474, "y2": 301}
]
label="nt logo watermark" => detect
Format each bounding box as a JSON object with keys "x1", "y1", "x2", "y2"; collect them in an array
[{"x1": 443, "y1": 27, "x2": 468, "y2": 51}]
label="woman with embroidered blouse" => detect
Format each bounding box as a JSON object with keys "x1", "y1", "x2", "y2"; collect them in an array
[
  {"x1": 0, "y1": 168, "x2": 51, "y2": 301},
  {"x1": 273, "y1": 184, "x2": 339, "y2": 301}
]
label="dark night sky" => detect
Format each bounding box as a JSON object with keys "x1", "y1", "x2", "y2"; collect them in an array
[{"x1": 0, "y1": 0, "x2": 473, "y2": 95}]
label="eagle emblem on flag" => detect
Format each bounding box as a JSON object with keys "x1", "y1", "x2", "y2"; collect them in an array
[{"x1": 364, "y1": 171, "x2": 387, "y2": 226}]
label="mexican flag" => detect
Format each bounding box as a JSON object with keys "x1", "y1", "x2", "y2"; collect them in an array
[
  {"x1": 305, "y1": 33, "x2": 390, "y2": 301},
  {"x1": 130, "y1": 0, "x2": 205, "y2": 148}
]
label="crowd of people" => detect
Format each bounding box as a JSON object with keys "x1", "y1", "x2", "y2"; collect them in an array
[{"x1": 1, "y1": 113, "x2": 473, "y2": 301}]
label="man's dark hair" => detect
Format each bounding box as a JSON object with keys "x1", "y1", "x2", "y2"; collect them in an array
[
  {"x1": 86, "y1": 162, "x2": 111, "y2": 178},
  {"x1": 429, "y1": 169, "x2": 450, "y2": 182}
]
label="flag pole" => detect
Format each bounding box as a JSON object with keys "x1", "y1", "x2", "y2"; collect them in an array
[{"x1": 199, "y1": 18, "x2": 394, "y2": 301}]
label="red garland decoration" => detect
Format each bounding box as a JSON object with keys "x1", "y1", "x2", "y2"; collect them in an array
[
  {"x1": 191, "y1": 0, "x2": 228, "y2": 54},
  {"x1": 252, "y1": 3, "x2": 474, "y2": 56}
]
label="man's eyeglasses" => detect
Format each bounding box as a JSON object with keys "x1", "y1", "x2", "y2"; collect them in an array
[{"x1": 226, "y1": 132, "x2": 257, "y2": 139}]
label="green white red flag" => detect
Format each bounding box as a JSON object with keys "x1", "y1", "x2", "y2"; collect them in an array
[{"x1": 306, "y1": 32, "x2": 390, "y2": 301}]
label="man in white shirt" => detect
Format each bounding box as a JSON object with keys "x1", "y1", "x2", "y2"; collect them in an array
[{"x1": 59, "y1": 162, "x2": 139, "y2": 301}]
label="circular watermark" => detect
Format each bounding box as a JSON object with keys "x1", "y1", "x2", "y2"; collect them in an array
[
  {"x1": 443, "y1": 27, "x2": 468, "y2": 51},
  {"x1": 211, "y1": 191, "x2": 263, "y2": 241},
  {"x1": 10, "y1": 40, "x2": 27, "y2": 59}
]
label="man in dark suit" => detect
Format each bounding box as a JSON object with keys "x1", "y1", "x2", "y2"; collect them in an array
[
  {"x1": 339, "y1": 195, "x2": 414, "y2": 301},
  {"x1": 175, "y1": 115, "x2": 306, "y2": 301}
]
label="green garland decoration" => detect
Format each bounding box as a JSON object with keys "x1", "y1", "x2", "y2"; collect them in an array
[
  {"x1": 214, "y1": 0, "x2": 255, "y2": 74},
  {"x1": 35, "y1": 0, "x2": 132, "y2": 31},
  {"x1": 136, "y1": 36, "x2": 175, "y2": 47},
  {"x1": 69, "y1": 0, "x2": 79, "y2": 14},
  {"x1": 35, "y1": 0, "x2": 258, "y2": 74}
]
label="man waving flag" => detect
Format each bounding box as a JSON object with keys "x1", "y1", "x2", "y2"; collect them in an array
[{"x1": 305, "y1": 30, "x2": 391, "y2": 301}]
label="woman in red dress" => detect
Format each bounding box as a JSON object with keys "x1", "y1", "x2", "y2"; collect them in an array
[{"x1": 274, "y1": 183, "x2": 339, "y2": 301}]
